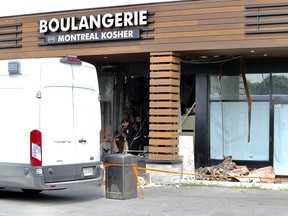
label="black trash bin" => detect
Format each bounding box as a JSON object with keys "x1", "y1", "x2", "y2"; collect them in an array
[{"x1": 105, "y1": 154, "x2": 138, "y2": 200}]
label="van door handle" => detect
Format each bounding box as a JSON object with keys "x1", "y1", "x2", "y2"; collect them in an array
[{"x1": 79, "y1": 138, "x2": 87, "y2": 144}]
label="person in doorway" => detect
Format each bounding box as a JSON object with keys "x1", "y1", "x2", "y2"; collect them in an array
[{"x1": 120, "y1": 119, "x2": 141, "y2": 155}]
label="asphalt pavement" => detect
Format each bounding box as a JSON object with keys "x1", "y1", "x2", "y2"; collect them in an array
[{"x1": 1, "y1": 184, "x2": 288, "y2": 216}]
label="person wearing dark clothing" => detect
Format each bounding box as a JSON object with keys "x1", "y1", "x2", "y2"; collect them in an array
[{"x1": 121, "y1": 119, "x2": 141, "y2": 155}]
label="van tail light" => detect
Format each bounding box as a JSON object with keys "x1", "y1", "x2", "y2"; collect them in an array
[{"x1": 30, "y1": 130, "x2": 42, "y2": 166}]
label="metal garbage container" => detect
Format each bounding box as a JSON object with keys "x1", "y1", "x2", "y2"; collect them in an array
[{"x1": 105, "y1": 154, "x2": 138, "y2": 200}]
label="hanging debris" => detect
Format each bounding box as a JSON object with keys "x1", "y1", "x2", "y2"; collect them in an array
[{"x1": 240, "y1": 58, "x2": 252, "y2": 143}]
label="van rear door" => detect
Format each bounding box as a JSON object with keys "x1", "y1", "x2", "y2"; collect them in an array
[
  {"x1": 40, "y1": 62, "x2": 77, "y2": 181},
  {"x1": 72, "y1": 64, "x2": 100, "y2": 169}
]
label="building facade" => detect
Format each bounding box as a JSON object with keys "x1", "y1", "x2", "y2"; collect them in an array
[{"x1": 1, "y1": 0, "x2": 288, "y2": 177}]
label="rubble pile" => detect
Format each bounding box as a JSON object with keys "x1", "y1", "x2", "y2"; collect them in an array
[{"x1": 195, "y1": 156, "x2": 276, "y2": 183}]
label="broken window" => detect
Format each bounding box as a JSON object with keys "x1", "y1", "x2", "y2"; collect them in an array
[{"x1": 209, "y1": 74, "x2": 270, "y2": 161}]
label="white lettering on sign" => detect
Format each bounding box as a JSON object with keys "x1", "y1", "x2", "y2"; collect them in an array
[
  {"x1": 58, "y1": 33, "x2": 100, "y2": 42},
  {"x1": 59, "y1": 30, "x2": 133, "y2": 42},
  {"x1": 114, "y1": 13, "x2": 123, "y2": 27},
  {"x1": 48, "y1": 18, "x2": 60, "y2": 32},
  {"x1": 71, "y1": 17, "x2": 78, "y2": 31},
  {"x1": 123, "y1": 12, "x2": 133, "y2": 26},
  {"x1": 89, "y1": 15, "x2": 101, "y2": 29},
  {"x1": 101, "y1": 30, "x2": 133, "y2": 39},
  {"x1": 79, "y1": 16, "x2": 89, "y2": 30},
  {"x1": 102, "y1": 13, "x2": 114, "y2": 28},
  {"x1": 139, "y1": 10, "x2": 148, "y2": 25},
  {"x1": 46, "y1": 29, "x2": 139, "y2": 44},
  {"x1": 60, "y1": 17, "x2": 70, "y2": 31},
  {"x1": 39, "y1": 20, "x2": 48, "y2": 33},
  {"x1": 39, "y1": 10, "x2": 149, "y2": 33}
]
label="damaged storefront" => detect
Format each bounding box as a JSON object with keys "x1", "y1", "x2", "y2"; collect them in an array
[
  {"x1": 189, "y1": 57, "x2": 288, "y2": 178},
  {"x1": 97, "y1": 62, "x2": 150, "y2": 155},
  {"x1": 181, "y1": 1, "x2": 288, "y2": 180},
  {"x1": 1, "y1": 0, "x2": 288, "y2": 182}
]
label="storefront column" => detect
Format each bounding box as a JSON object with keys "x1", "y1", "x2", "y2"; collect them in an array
[{"x1": 149, "y1": 52, "x2": 180, "y2": 161}]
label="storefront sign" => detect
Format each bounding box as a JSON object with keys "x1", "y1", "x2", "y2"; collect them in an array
[
  {"x1": 39, "y1": 10, "x2": 150, "y2": 45},
  {"x1": 44, "y1": 29, "x2": 140, "y2": 44}
]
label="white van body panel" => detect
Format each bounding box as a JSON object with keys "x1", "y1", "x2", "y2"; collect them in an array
[
  {"x1": 0, "y1": 58, "x2": 103, "y2": 191},
  {"x1": 0, "y1": 60, "x2": 40, "y2": 164},
  {"x1": 0, "y1": 88, "x2": 30, "y2": 163}
]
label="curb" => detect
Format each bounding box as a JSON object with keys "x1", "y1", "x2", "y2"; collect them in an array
[{"x1": 175, "y1": 179, "x2": 288, "y2": 190}]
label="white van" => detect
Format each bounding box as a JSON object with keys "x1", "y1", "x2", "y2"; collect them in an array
[{"x1": 0, "y1": 56, "x2": 103, "y2": 193}]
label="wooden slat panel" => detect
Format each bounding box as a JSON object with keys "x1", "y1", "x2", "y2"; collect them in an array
[
  {"x1": 150, "y1": 71, "x2": 180, "y2": 79},
  {"x1": 150, "y1": 64, "x2": 180, "y2": 71},
  {"x1": 150, "y1": 52, "x2": 175, "y2": 56},
  {"x1": 245, "y1": 3, "x2": 288, "y2": 35},
  {"x1": 153, "y1": 23, "x2": 244, "y2": 34},
  {"x1": 149, "y1": 139, "x2": 179, "y2": 146},
  {"x1": 150, "y1": 0, "x2": 243, "y2": 11},
  {"x1": 144, "y1": 32, "x2": 286, "y2": 46},
  {"x1": 149, "y1": 131, "x2": 179, "y2": 138},
  {"x1": 183, "y1": 6, "x2": 243, "y2": 16},
  {"x1": 20, "y1": 29, "x2": 279, "y2": 49},
  {"x1": 149, "y1": 101, "x2": 179, "y2": 108},
  {"x1": 150, "y1": 78, "x2": 180, "y2": 86},
  {"x1": 150, "y1": 124, "x2": 179, "y2": 130},
  {"x1": 154, "y1": 29, "x2": 244, "y2": 39},
  {"x1": 150, "y1": 86, "x2": 180, "y2": 93},
  {"x1": 156, "y1": 10, "x2": 244, "y2": 23},
  {"x1": 150, "y1": 93, "x2": 179, "y2": 101},
  {"x1": 150, "y1": 56, "x2": 180, "y2": 63},
  {"x1": 22, "y1": 27, "x2": 281, "y2": 47},
  {"x1": 149, "y1": 146, "x2": 179, "y2": 153},
  {"x1": 153, "y1": 4, "x2": 243, "y2": 17},
  {"x1": 150, "y1": 108, "x2": 179, "y2": 115},
  {"x1": 152, "y1": 20, "x2": 198, "y2": 28},
  {"x1": 149, "y1": 51, "x2": 180, "y2": 160},
  {"x1": 148, "y1": 154, "x2": 179, "y2": 161},
  {"x1": 0, "y1": 1, "x2": 288, "y2": 59},
  {"x1": 150, "y1": 116, "x2": 179, "y2": 123}
]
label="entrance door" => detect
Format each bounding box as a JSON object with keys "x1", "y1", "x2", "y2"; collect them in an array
[{"x1": 273, "y1": 103, "x2": 288, "y2": 175}]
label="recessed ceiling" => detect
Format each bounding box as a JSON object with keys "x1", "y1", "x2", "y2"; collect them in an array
[
  {"x1": 80, "y1": 48, "x2": 288, "y2": 66},
  {"x1": 80, "y1": 53, "x2": 150, "y2": 65}
]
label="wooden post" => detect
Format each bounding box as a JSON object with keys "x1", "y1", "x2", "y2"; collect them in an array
[{"x1": 149, "y1": 52, "x2": 180, "y2": 161}]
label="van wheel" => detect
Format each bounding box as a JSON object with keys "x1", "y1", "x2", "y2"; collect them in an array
[{"x1": 21, "y1": 189, "x2": 42, "y2": 195}]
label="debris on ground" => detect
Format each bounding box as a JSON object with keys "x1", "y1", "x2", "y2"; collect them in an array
[
  {"x1": 247, "y1": 166, "x2": 275, "y2": 183},
  {"x1": 138, "y1": 176, "x2": 147, "y2": 187},
  {"x1": 195, "y1": 156, "x2": 275, "y2": 183}
]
